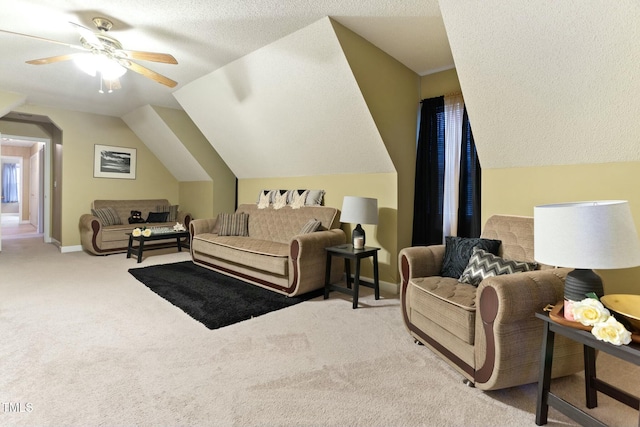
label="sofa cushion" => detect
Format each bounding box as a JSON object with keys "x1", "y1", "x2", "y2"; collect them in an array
[
  {"x1": 441, "y1": 236, "x2": 502, "y2": 279},
  {"x1": 91, "y1": 207, "x2": 122, "y2": 226},
  {"x1": 218, "y1": 213, "x2": 249, "y2": 236},
  {"x1": 408, "y1": 276, "x2": 477, "y2": 345},
  {"x1": 459, "y1": 247, "x2": 538, "y2": 286},
  {"x1": 192, "y1": 234, "x2": 289, "y2": 276}
]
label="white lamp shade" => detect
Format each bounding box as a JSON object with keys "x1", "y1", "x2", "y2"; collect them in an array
[
  {"x1": 340, "y1": 196, "x2": 378, "y2": 225},
  {"x1": 534, "y1": 200, "x2": 640, "y2": 269}
]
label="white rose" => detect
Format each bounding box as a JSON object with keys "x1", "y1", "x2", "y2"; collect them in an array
[
  {"x1": 142, "y1": 229, "x2": 152, "y2": 237},
  {"x1": 132, "y1": 228, "x2": 142, "y2": 237},
  {"x1": 591, "y1": 316, "x2": 632, "y2": 346},
  {"x1": 572, "y1": 298, "x2": 610, "y2": 326}
]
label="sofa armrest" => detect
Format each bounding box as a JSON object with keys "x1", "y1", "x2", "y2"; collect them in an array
[
  {"x1": 473, "y1": 267, "x2": 582, "y2": 390},
  {"x1": 189, "y1": 218, "x2": 217, "y2": 236},
  {"x1": 398, "y1": 245, "x2": 446, "y2": 286},
  {"x1": 79, "y1": 214, "x2": 103, "y2": 255},
  {"x1": 288, "y1": 229, "x2": 347, "y2": 296},
  {"x1": 177, "y1": 211, "x2": 192, "y2": 228}
]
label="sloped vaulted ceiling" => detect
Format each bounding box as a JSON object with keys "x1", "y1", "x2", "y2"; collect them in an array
[
  {"x1": 439, "y1": 0, "x2": 640, "y2": 169},
  {"x1": 174, "y1": 16, "x2": 395, "y2": 179}
]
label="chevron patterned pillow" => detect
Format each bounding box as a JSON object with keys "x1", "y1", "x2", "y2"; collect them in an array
[{"x1": 458, "y1": 247, "x2": 538, "y2": 286}]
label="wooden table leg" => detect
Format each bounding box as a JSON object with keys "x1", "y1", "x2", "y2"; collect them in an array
[
  {"x1": 373, "y1": 251, "x2": 380, "y2": 300},
  {"x1": 352, "y1": 257, "x2": 361, "y2": 309},
  {"x1": 137, "y1": 238, "x2": 145, "y2": 263},
  {"x1": 126, "y1": 235, "x2": 134, "y2": 259},
  {"x1": 177, "y1": 236, "x2": 183, "y2": 252},
  {"x1": 345, "y1": 259, "x2": 352, "y2": 289},
  {"x1": 536, "y1": 321, "x2": 555, "y2": 425},
  {"x1": 324, "y1": 252, "x2": 332, "y2": 300},
  {"x1": 585, "y1": 345, "x2": 598, "y2": 408}
]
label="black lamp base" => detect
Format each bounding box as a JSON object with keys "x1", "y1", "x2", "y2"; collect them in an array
[
  {"x1": 352, "y1": 224, "x2": 365, "y2": 249},
  {"x1": 564, "y1": 268, "x2": 604, "y2": 320}
]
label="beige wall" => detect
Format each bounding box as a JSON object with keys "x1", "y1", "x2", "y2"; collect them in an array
[
  {"x1": 421, "y1": 68, "x2": 461, "y2": 99},
  {"x1": 333, "y1": 20, "x2": 420, "y2": 269},
  {"x1": 8, "y1": 104, "x2": 181, "y2": 248},
  {"x1": 179, "y1": 181, "x2": 215, "y2": 220},
  {"x1": 420, "y1": 70, "x2": 640, "y2": 295},
  {"x1": 483, "y1": 162, "x2": 640, "y2": 295},
  {"x1": 238, "y1": 173, "x2": 397, "y2": 284}
]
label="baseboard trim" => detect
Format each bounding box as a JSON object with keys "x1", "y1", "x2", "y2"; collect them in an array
[{"x1": 60, "y1": 245, "x2": 83, "y2": 253}]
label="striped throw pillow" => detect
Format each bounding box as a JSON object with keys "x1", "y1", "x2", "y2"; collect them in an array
[
  {"x1": 91, "y1": 207, "x2": 122, "y2": 226},
  {"x1": 217, "y1": 213, "x2": 249, "y2": 236},
  {"x1": 299, "y1": 219, "x2": 321, "y2": 234},
  {"x1": 156, "y1": 204, "x2": 179, "y2": 222}
]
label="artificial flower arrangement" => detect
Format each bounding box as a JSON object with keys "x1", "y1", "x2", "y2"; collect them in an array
[
  {"x1": 571, "y1": 295, "x2": 632, "y2": 346},
  {"x1": 132, "y1": 227, "x2": 152, "y2": 237},
  {"x1": 173, "y1": 222, "x2": 186, "y2": 231}
]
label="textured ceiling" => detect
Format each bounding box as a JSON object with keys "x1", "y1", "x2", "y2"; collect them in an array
[
  {"x1": 0, "y1": 0, "x2": 451, "y2": 117},
  {"x1": 439, "y1": 0, "x2": 640, "y2": 168}
]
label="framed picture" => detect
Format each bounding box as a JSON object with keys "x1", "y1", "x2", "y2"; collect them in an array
[{"x1": 93, "y1": 144, "x2": 136, "y2": 179}]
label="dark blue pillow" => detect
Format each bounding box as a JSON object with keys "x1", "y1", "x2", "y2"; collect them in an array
[
  {"x1": 440, "y1": 236, "x2": 502, "y2": 279},
  {"x1": 146, "y1": 211, "x2": 169, "y2": 223}
]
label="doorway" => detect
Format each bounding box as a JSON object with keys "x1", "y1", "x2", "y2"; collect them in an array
[{"x1": 0, "y1": 136, "x2": 47, "y2": 241}]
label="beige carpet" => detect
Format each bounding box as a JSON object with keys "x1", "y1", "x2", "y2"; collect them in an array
[{"x1": 1, "y1": 237, "x2": 638, "y2": 426}]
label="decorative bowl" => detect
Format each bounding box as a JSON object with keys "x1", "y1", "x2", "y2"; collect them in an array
[{"x1": 601, "y1": 294, "x2": 640, "y2": 332}]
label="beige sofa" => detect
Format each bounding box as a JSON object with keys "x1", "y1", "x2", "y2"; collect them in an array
[
  {"x1": 399, "y1": 215, "x2": 584, "y2": 391},
  {"x1": 190, "y1": 204, "x2": 346, "y2": 296},
  {"x1": 79, "y1": 199, "x2": 191, "y2": 255}
]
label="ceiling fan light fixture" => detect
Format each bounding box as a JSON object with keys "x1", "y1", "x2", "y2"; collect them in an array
[{"x1": 74, "y1": 53, "x2": 126, "y2": 80}]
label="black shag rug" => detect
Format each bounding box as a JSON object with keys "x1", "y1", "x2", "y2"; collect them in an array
[{"x1": 129, "y1": 261, "x2": 323, "y2": 330}]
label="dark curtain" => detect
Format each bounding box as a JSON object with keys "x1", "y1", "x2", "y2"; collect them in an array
[
  {"x1": 457, "y1": 106, "x2": 481, "y2": 237},
  {"x1": 412, "y1": 96, "x2": 445, "y2": 246}
]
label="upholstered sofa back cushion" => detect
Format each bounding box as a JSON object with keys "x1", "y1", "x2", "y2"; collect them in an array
[
  {"x1": 235, "y1": 204, "x2": 340, "y2": 244},
  {"x1": 481, "y1": 215, "x2": 536, "y2": 264},
  {"x1": 93, "y1": 199, "x2": 172, "y2": 226}
]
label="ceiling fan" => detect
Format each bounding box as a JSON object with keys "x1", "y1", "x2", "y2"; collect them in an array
[{"x1": 0, "y1": 17, "x2": 178, "y2": 89}]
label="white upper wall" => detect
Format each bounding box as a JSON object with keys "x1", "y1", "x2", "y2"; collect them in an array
[
  {"x1": 439, "y1": 0, "x2": 640, "y2": 169},
  {"x1": 122, "y1": 105, "x2": 211, "y2": 182},
  {"x1": 174, "y1": 17, "x2": 394, "y2": 179}
]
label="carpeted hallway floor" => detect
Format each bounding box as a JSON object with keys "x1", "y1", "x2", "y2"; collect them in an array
[{"x1": 1, "y1": 237, "x2": 638, "y2": 426}]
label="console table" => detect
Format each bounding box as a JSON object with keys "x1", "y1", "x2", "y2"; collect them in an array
[
  {"x1": 535, "y1": 310, "x2": 640, "y2": 426},
  {"x1": 126, "y1": 230, "x2": 190, "y2": 263},
  {"x1": 323, "y1": 244, "x2": 380, "y2": 309}
]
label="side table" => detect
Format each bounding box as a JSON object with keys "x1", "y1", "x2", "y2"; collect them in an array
[
  {"x1": 324, "y1": 244, "x2": 380, "y2": 309},
  {"x1": 535, "y1": 310, "x2": 640, "y2": 426}
]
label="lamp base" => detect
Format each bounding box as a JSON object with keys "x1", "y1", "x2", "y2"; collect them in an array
[
  {"x1": 352, "y1": 224, "x2": 365, "y2": 249},
  {"x1": 563, "y1": 268, "x2": 604, "y2": 320}
]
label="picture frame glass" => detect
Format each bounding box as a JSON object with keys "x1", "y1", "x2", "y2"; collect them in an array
[{"x1": 94, "y1": 144, "x2": 136, "y2": 179}]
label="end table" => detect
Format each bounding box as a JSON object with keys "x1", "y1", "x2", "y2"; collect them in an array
[{"x1": 324, "y1": 244, "x2": 380, "y2": 309}]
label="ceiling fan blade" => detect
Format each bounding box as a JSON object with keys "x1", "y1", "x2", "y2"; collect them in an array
[
  {"x1": 124, "y1": 61, "x2": 177, "y2": 88},
  {"x1": 69, "y1": 22, "x2": 101, "y2": 46},
  {"x1": 26, "y1": 53, "x2": 83, "y2": 65},
  {"x1": 118, "y1": 50, "x2": 177, "y2": 64},
  {"x1": 0, "y1": 28, "x2": 86, "y2": 50}
]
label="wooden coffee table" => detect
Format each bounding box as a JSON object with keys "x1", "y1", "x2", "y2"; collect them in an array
[{"x1": 126, "y1": 230, "x2": 190, "y2": 263}]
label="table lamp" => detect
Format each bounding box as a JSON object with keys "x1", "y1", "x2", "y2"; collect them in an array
[
  {"x1": 534, "y1": 200, "x2": 640, "y2": 320},
  {"x1": 340, "y1": 196, "x2": 378, "y2": 249}
]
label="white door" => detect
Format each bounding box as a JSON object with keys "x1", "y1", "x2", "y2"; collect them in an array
[{"x1": 30, "y1": 152, "x2": 40, "y2": 230}]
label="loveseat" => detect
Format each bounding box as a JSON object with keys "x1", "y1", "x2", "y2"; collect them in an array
[
  {"x1": 399, "y1": 215, "x2": 584, "y2": 391},
  {"x1": 79, "y1": 199, "x2": 191, "y2": 255},
  {"x1": 190, "y1": 203, "x2": 346, "y2": 296}
]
